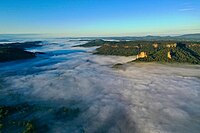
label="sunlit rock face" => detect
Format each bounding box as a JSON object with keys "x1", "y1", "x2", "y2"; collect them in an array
[
  {"x1": 166, "y1": 43, "x2": 177, "y2": 48},
  {"x1": 168, "y1": 51, "x2": 172, "y2": 59},
  {"x1": 136, "y1": 52, "x2": 147, "y2": 59},
  {"x1": 0, "y1": 38, "x2": 200, "y2": 133},
  {"x1": 153, "y1": 43, "x2": 158, "y2": 48}
]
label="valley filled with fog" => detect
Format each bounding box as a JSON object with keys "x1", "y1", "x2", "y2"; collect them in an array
[{"x1": 0, "y1": 38, "x2": 200, "y2": 133}]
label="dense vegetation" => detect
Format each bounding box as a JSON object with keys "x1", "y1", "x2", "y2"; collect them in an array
[
  {"x1": 0, "y1": 48, "x2": 36, "y2": 62},
  {"x1": 136, "y1": 46, "x2": 200, "y2": 64},
  {"x1": 0, "y1": 103, "x2": 80, "y2": 133},
  {"x1": 0, "y1": 41, "x2": 42, "y2": 62},
  {"x1": 74, "y1": 39, "x2": 105, "y2": 47},
  {"x1": 78, "y1": 40, "x2": 200, "y2": 64},
  {"x1": 0, "y1": 41, "x2": 42, "y2": 49}
]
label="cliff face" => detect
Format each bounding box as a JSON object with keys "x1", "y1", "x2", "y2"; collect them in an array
[
  {"x1": 137, "y1": 52, "x2": 147, "y2": 59},
  {"x1": 167, "y1": 51, "x2": 172, "y2": 59},
  {"x1": 166, "y1": 43, "x2": 177, "y2": 48},
  {"x1": 153, "y1": 43, "x2": 158, "y2": 48}
]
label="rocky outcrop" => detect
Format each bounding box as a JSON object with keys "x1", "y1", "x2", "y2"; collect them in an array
[
  {"x1": 167, "y1": 51, "x2": 172, "y2": 59},
  {"x1": 166, "y1": 43, "x2": 177, "y2": 48},
  {"x1": 153, "y1": 43, "x2": 158, "y2": 48},
  {"x1": 137, "y1": 52, "x2": 147, "y2": 59}
]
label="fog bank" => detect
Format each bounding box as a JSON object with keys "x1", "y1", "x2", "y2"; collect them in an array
[{"x1": 0, "y1": 39, "x2": 200, "y2": 133}]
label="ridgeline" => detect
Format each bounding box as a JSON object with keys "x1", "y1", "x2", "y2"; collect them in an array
[
  {"x1": 0, "y1": 41, "x2": 43, "y2": 62},
  {"x1": 76, "y1": 39, "x2": 200, "y2": 64}
]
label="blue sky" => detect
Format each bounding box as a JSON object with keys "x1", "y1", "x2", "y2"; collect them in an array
[{"x1": 0, "y1": 0, "x2": 200, "y2": 36}]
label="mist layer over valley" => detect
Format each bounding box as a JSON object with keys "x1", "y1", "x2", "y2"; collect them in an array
[{"x1": 0, "y1": 38, "x2": 200, "y2": 133}]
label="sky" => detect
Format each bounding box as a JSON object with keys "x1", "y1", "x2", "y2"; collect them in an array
[{"x1": 0, "y1": 0, "x2": 200, "y2": 37}]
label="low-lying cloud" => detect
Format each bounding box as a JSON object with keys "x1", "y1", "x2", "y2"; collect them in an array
[{"x1": 1, "y1": 39, "x2": 200, "y2": 133}]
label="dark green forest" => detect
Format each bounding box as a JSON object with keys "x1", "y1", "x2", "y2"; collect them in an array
[
  {"x1": 0, "y1": 41, "x2": 42, "y2": 62},
  {"x1": 78, "y1": 40, "x2": 200, "y2": 64}
]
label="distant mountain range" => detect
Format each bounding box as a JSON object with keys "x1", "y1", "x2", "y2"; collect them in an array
[
  {"x1": 177, "y1": 34, "x2": 200, "y2": 40},
  {"x1": 101, "y1": 33, "x2": 200, "y2": 41},
  {"x1": 0, "y1": 33, "x2": 200, "y2": 41}
]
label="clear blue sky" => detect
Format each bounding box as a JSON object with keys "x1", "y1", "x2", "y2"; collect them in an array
[{"x1": 0, "y1": 0, "x2": 200, "y2": 36}]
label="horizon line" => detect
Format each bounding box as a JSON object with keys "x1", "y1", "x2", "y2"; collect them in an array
[{"x1": 0, "y1": 32, "x2": 200, "y2": 38}]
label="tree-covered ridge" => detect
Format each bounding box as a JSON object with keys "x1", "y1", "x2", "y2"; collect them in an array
[
  {"x1": 74, "y1": 39, "x2": 105, "y2": 47},
  {"x1": 136, "y1": 45, "x2": 200, "y2": 64},
  {"x1": 78, "y1": 40, "x2": 200, "y2": 64},
  {"x1": 0, "y1": 48, "x2": 36, "y2": 62},
  {"x1": 0, "y1": 41, "x2": 42, "y2": 49},
  {"x1": 0, "y1": 41, "x2": 43, "y2": 62}
]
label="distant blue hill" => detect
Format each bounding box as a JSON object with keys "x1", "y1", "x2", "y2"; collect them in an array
[
  {"x1": 0, "y1": 33, "x2": 200, "y2": 41},
  {"x1": 100, "y1": 33, "x2": 200, "y2": 41},
  {"x1": 177, "y1": 33, "x2": 200, "y2": 40}
]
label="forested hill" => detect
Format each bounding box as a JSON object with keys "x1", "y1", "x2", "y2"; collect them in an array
[
  {"x1": 76, "y1": 40, "x2": 200, "y2": 64},
  {"x1": 0, "y1": 41, "x2": 43, "y2": 62}
]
